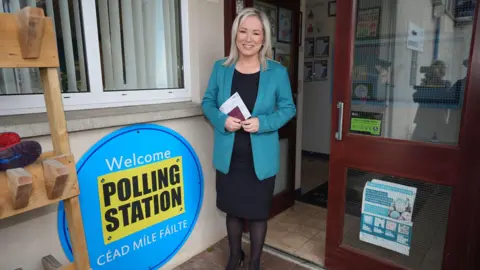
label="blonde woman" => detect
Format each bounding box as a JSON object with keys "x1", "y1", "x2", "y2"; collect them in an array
[{"x1": 201, "y1": 7, "x2": 296, "y2": 270}]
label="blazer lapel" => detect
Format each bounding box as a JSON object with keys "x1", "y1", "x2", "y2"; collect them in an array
[
  {"x1": 252, "y1": 62, "x2": 271, "y2": 116},
  {"x1": 222, "y1": 63, "x2": 235, "y2": 103}
]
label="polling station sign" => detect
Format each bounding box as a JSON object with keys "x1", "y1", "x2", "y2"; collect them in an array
[{"x1": 57, "y1": 124, "x2": 203, "y2": 269}]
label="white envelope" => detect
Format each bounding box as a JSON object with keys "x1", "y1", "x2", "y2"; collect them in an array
[{"x1": 219, "y1": 92, "x2": 251, "y2": 120}]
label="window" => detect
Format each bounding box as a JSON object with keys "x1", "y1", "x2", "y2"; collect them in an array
[{"x1": 0, "y1": 0, "x2": 190, "y2": 116}]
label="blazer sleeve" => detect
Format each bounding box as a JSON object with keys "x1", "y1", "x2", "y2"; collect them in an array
[
  {"x1": 257, "y1": 66, "x2": 297, "y2": 134},
  {"x1": 201, "y1": 61, "x2": 229, "y2": 134}
]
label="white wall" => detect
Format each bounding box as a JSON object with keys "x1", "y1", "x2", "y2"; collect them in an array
[
  {"x1": 0, "y1": 1, "x2": 226, "y2": 269},
  {"x1": 190, "y1": 0, "x2": 225, "y2": 103},
  {"x1": 301, "y1": 0, "x2": 336, "y2": 155}
]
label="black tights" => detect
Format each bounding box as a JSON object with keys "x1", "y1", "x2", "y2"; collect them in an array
[{"x1": 226, "y1": 214, "x2": 267, "y2": 270}]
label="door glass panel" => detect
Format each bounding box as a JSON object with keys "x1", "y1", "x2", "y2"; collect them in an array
[
  {"x1": 342, "y1": 168, "x2": 452, "y2": 270},
  {"x1": 349, "y1": 0, "x2": 476, "y2": 145}
]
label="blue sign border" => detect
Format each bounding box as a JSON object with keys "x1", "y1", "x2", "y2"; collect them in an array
[{"x1": 57, "y1": 124, "x2": 204, "y2": 269}]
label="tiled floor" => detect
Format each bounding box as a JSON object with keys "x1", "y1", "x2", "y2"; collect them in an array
[
  {"x1": 174, "y1": 237, "x2": 311, "y2": 269},
  {"x1": 264, "y1": 202, "x2": 327, "y2": 266}
]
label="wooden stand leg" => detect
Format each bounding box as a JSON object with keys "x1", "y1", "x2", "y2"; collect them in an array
[
  {"x1": 0, "y1": 196, "x2": 6, "y2": 217},
  {"x1": 7, "y1": 168, "x2": 33, "y2": 209},
  {"x1": 41, "y1": 68, "x2": 70, "y2": 154},
  {"x1": 64, "y1": 198, "x2": 90, "y2": 269},
  {"x1": 41, "y1": 67, "x2": 90, "y2": 269}
]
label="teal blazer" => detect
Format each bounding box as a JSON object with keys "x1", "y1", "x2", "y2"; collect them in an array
[{"x1": 201, "y1": 58, "x2": 296, "y2": 180}]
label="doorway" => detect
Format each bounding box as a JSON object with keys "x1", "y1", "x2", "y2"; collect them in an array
[
  {"x1": 223, "y1": 0, "x2": 330, "y2": 266},
  {"x1": 225, "y1": 0, "x2": 480, "y2": 269},
  {"x1": 259, "y1": 0, "x2": 333, "y2": 266}
]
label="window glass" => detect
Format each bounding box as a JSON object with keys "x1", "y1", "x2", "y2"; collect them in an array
[
  {"x1": 0, "y1": 0, "x2": 185, "y2": 95},
  {"x1": 0, "y1": 0, "x2": 88, "y2": 95},
  {"x1": 95, "y1": 0, "x2": 184, "y2": 91},
  {"x1": 349, "y1": 0, "x2": 476, "y2": 146}
]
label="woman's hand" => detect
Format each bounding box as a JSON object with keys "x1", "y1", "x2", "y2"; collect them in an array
[
  {"x1": 241, "y1": 117, "x2": 259, "y2": 133},
  {"x1": 225, "y1": 117, "x2": 242, "y2": 132}
]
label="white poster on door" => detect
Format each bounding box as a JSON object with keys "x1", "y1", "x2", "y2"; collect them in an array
[
  {"x1": 359, "y1": 179, "x2": 417, "y2": 256},
  {"x1": 407, "y1": 22, "x2": 425, "y2": 52}
]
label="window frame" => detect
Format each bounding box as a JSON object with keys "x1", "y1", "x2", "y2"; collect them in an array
[{"x1": 0, "y1": 0, "x2": 191, "y2": 116}]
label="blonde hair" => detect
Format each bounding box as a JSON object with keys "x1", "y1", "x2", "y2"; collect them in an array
[{"x1": 223, "y1": 7, "x2": 273, "y2": 70}]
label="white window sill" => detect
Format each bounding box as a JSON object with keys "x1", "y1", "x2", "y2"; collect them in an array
[{"x1": 0, "y1": 102, "x2": 203, "y2": 138}]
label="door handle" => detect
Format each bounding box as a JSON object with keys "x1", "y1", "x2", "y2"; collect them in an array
[{"x1": 335, "y1": 102, "x2": 344, "y2": 140}]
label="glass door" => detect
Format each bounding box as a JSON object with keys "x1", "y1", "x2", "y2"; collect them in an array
[{"x1": 326, "y1": 0, "x2": 479, "y2": 269}]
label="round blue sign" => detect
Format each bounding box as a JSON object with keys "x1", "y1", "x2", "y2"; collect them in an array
[{"x1": 57, "y1": 124, "x2": 203, "y2": 269}]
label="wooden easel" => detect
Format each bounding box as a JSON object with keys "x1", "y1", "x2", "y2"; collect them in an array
[{"x1": 0, "y1": 7, "x2": 90, "y2": 270}]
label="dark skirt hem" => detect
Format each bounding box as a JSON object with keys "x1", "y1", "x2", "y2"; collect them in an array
[{"x1": 216, "y1": 168, "x2": 276, "y2": 221}]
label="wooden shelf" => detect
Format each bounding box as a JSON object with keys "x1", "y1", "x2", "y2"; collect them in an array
[
  {"x1": 0, "y1": 7, "x2": 91, "y2": 269},
  {"x1": 0, "y1": 152, "x2": 79, "y2": 219}
]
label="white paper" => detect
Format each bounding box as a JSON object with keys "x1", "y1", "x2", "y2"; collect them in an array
[
  {"x1": 407, "y1": 21, "x2": 424, "y2": 52},
  {"x1": 219, "y1": 92, "x2": 251, "y2": 119},
  {"x1": 359, "y1": 179, "x2": 417, "y2": 256},
  {"x1": 316, "y1": 40, "x2": 328, "y2": 56}
]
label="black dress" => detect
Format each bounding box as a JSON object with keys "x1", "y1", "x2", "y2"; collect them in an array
[{"x1": 216, "y1": 69, "x2": 276, "y2": 221}]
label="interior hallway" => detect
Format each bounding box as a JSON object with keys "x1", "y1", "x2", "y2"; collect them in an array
[{"x1": 261, "y1": 154, "x2": 331, "y2": 266}]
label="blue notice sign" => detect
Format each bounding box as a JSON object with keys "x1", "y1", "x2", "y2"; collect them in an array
[
  {"x1": 359, "y1": 179, "x2": 416, "y2": 256},
  {"x1": 57, "y1": 124, "x2": 203, "y2": 269}
]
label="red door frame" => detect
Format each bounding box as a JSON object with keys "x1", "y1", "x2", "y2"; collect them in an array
[
  {"x1": 223, "y1": 0, "x2": 252, "y2": 56},
  {"x1": 326, "y1": 1, "x2": 480, "y2": 269}
]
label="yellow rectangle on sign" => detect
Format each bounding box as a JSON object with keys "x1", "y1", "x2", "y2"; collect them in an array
[{"x1": 98, "y1": 156, "x2": 185, "y2": 244}]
